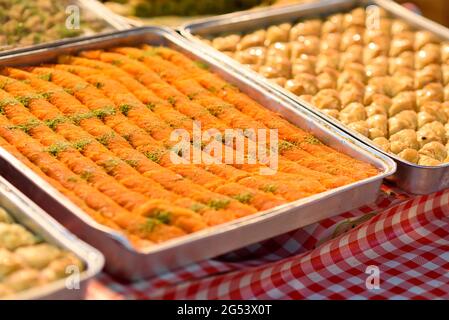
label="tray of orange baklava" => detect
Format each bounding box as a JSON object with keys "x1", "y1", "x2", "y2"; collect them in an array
[{"x1": 0, "y1": 27, "x2": 394, "y2": 280}]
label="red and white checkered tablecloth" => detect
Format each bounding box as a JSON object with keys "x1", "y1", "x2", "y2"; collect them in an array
[{"x1": 86, "y1": 184, "x2": 449, "y2": 300}]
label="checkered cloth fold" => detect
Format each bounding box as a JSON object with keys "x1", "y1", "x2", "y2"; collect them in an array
[{"x1": 87, "y1": 185, "x2": 449, "y2": 300}]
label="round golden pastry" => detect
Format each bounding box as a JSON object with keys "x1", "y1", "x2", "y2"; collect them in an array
[
  {"x1": 387, "y1": 75, "x2": 414, "y2": 97},
  {"x1": 365, "y1": 77, "x2": 388, "y2": 103},
  {"x1": 343, "y1": 8, "x2": 366, "y2": 29},
  {"x1": 347, "y1": 120, "x2": 370, "y2": 137},
  {"x1": 290, "y1": 36, "x2": 320, "y2": 58},
  {"x1": 389, "y1": 91, "x2": 416, "y2": 116},
  {"x1": 415, "y1": 64, "x2": 442, "y2": 89},
  {"x1": 416, "y1": 83, "x2": 444, "y2": 108},
  {"x1": 372, "y1": 137, "x2": 391, "y2": 152},
  {"x1": 284, "y1": 74, "x2": 318, "y2": 96},
  {"x1": 0, "y1": 209, "x2": 12, "y2": 224},
  {"x1": 258, "y1": 65, "x2": 281, "y2": 78},
  {"x1": 234, "y1": 47, "x2": 266, "y2": 66},
  {"x1": 269, "y1": 77, "x2": 287, "y2": 87},
  {"x1": 397, "y1": 148, "x2": 420, "y2": 163},
  {"x1": 339, "y1": 83, "x2": 364, "y2": 107},
  {"x1": 442, "y1": 64, "x2": 449, "y2": 85},
  {"x1": 292, "y1": 55, "x2": 317, "y2": 76},
  {"x1": 366, "y1": 56, "x2": 389, "y2": 78},
  {"x1": 265, "y1": 55, "x2": 292, "y2": 78},
  {"x1": 337, "y1": 69, "x2": 365, "y2": 90},
  {"x1": 393, "y1": 67, "x2": 416, "y2": 78},
  {"x1": 312, "y1": 89, "x2": 341, "y2": 110},
  {"x1": 41, "y1": 253, "x2": 84, "y2": 282},
  {"x1": 388, "y1": 110, "x2": 418, "y2": 135},
  {"x1": 339, "y1": 44, "x2": 364, "y2": 68},
  {"x1": 418, "y1": 155, "x2": 442, "y2": 166},
  {"x1": 415, "y1": 43, "x2": 441, "y2": 69},
  {"x1": 3, "y1": 269, "x2": 43, "y2": 292},
  {"x1": 15, "y1": 244, "x2": 62, "y2": 270},
  {"x1": 212, "y1": 35, "x2": 241, "y2": 52},
  {"x1": 267, "y1": 42, "x2": 291, "y2": 58},
  {"x1": 418, "y1": 141, "x2": 448, "y2": 161},
  {"x1": 316, "y1": 69, "x2": 338, "y2": 90},
  {"x1": 441, "y1": 42, "x2": 449, "y2": 63},
  {"x1": 414, "y1": 30, "x2": 440, "y2": 51},
  {"x1": 299, "y1": 94, "x2": 313, "y2": 103},
  {"x1": 419, "y1": 102, "x2": 448, "y2": 123},
  {"x1": 320, "y1": 33, "x2": 342, "y2": 53},
  {"x1": 316, "y1": 52, "x2": 340, "y2": 73},
  {"x1": 367, "y1": 114, "x2": 388, "y2": 139},
  {"x1": 0, "y1": 248, "x2": 23, "y2": 279},
  {"x1": 366, "y1": 94, "x2": 388, "y2": 115},
  {"x1": 265, "y1": 23, "x2": 292, "y2": 46},
  {"x1": 417, "y1": 111, "x2": 438, "y2": 129},
  {"x1": 339, "y1": 102, "x2": 367, "y2": 125},
  {"x1": 389, "y1": 129, "x2": 420, "y2": 154},
  {"x1": 290, "y1": 19, "x2": 322, "y2": 40},
  {"x1": 389, "y1": 51, "x2": 415, "y2": 74},
  {"x1": 340, "y1": 26, "x2": 364, "y2": 51},
  {"x1": 321, "y1": 14, "x2": 344, "y2": 34},
  {"x1": 417, "y1": 121, "x2": 447, "y2": 147},
  {"x1": 390, "y1": 31, "x2": 415, "y2": 57},
  {"x1": 237, "y1": 29, "x2": 266, "y2": 50},
  {"x1": 321, "y1": 108, "x2": 340, "y2": 119},
  {"x1": 0, "y1": 223, "x2": 37, "y2": 251},
  {"x1": 363, "y1": 37, "x2": 390, "y2": 62},
  {"x1": 391, "y1": 20, "x2": 412, "y2": 36}
]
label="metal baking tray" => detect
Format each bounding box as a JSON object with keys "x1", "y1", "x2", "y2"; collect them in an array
[
  {"x1": 181, "y1": 0, "x2": 449, "y2": 195},
  {"x1": 0, "y1": 0, "x2": 130, "y2": 57},
  {"x1": 0, "y1": 176, "x2": 103, "y2": 300},
  {"x1": 0, "y1": 27, "x2": 395, "y2": 280}
]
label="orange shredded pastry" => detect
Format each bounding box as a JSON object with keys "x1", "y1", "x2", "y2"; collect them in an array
[{"x1": 0, "y1": 45, "x2": 379, "y2": 249}]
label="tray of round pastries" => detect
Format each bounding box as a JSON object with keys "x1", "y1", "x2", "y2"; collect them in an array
[
  {"x1": 181, "y1": 0, "x2": 449, "y2": 194},
  {"x1": 0, "y1": 175, "x2": 103, "y2": 299}
]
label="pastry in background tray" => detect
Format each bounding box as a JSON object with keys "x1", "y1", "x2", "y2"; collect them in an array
[
  {"x1": 0, "y1": 207, "x2": 84, "y2": 299},
  {"x1": 202, "y1": 7, "x2": 449, "y2": 166},
  {"x1": 100, "y1": 0, "x2": 318, "y2": 26},
  {"x1": 0, "y1": 0, "x2": 113, "y2": 52}
]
